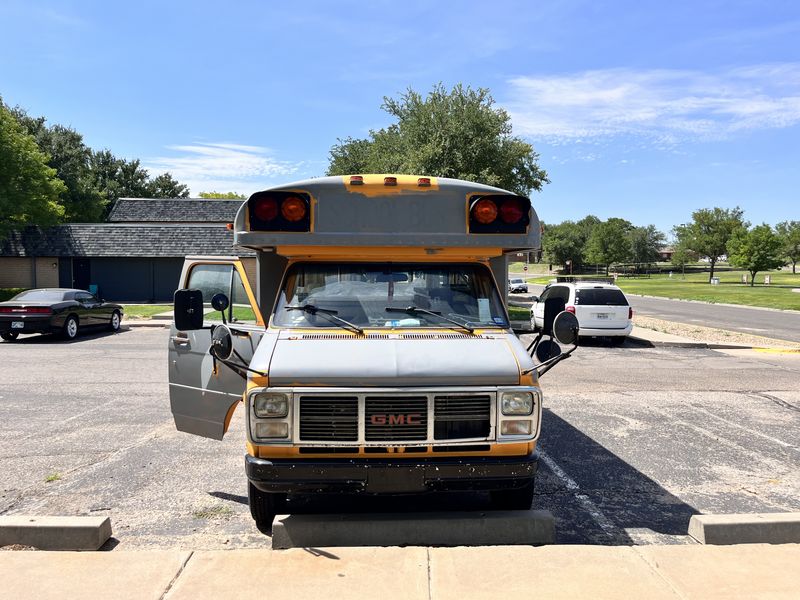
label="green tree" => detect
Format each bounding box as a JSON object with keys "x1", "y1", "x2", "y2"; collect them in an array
[
  {"x1": 585, "y1": 218, "x2": 634, "y2": 275},
  {"x1": 670, "y1": 242, "x2": 699, "y2": 277},
  {"x1": 775, "y1": 220, "x2": 800, "y2": 274},
  {"x1": 198, "y1": 191, "x2": 246, "y2": 199},
  {"x1": 727, "y1": 224, "x2": 784, "y2": 286},
  {"x1": 674, "y1": 207, "x2": 747, "y2": 282},
  {"x1": 542, "y1": 221, "x2": 584, "y2": 271},
  {"x1": 327, "y1": 83, "x2": 549, "y2": 196},
  {"x1": 0, "y1": 103, "x2": 66, "y2": 237},
  {"x1": 629, "y1": 225, "x2": 666, "y2": 268},
  {"x1": 147, "y1": 172, "x2": 190, "y2": 198},
  {"x1": 11, "y1": 108, "x2": 106, "y2": 222}
]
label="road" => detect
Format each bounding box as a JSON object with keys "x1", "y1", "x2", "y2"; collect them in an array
[
  {"x1": 526, "y1": 284, "x2": 800, "y2": 343},
  {"x1": 1, "y1": 327, "x2": 798, "y2": 548}
]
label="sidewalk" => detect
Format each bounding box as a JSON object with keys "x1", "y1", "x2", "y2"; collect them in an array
[{"x1": 2, "y1": 543, "x2": 798, "y2": 599}]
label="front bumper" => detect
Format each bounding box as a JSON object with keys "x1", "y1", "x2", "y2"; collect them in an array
[{"x1": 246, "y1": 451, "x2": 539, "y2": 494}]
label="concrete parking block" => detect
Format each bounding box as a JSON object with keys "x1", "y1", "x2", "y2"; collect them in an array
[
  {"x1": 0, "y1": 515, "x2": 112, "y2": 550},
  {"x1": 688, "y1": 512, "x2": 800, "y2": 545},
  {"x1": 271, "y1": 509, "x2": 555, "y2": 549},
  {"x1": 0, "y1": 550, "x2": 190, "y2": 600},
  {"x1": 429, "y1": 545, "x2": 676, "y2": 600},
  {"x1": 167, "y1": 547, "x2": 429, "y2": 600},
  {"x1": 638, "y1": 543, "x2": 800, "y2": 600}
]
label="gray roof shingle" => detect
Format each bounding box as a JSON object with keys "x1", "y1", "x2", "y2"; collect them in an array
[
  {"x1": 0, "y1": 224, "x2": 254, "y2": 258},
  {"x1": 107, "y1": 198, "x2": 243, "y2": 223}
]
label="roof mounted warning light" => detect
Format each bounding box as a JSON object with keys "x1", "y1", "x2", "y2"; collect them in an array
[
  {"x1": 468, "y1": 195, "x2": 531, "y2": 234},
  {"x1": 248, "y1": 191, "x2": 311, "y2": 232}
]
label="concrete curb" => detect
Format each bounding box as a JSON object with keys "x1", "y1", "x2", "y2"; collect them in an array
[
  {"x1": 0, "y1": 516, "x2": 111, "y2": 550},
  {"x1": 626, "y1": 335, "x2": 757, "y2": 350},
  {"x1": 123, "y1": 322, "x2": 170, "y2": 328},
  {"x1": 689, "y1": 513, "x2": 800, "y2": 545},
  {"x1": 272, "y1": 509, "x2": 555, "y2": 549}
]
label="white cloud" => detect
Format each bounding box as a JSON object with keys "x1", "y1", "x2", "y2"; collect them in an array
[
  {"x1": 505, "y1": 65, "x2": 800, "y2": 143},
  {"x1": 144, "y1": 142, "x2": 303, "y2": 196}
]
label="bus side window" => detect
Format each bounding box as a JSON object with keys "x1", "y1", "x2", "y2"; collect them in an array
[{"x1": 231, "y1": 269, "x2": 257, "y2": 324}]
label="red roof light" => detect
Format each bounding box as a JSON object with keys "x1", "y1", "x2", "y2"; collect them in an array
[
  {"x1": 499, "y1": 198, "x2": 525, "y2": 224},
  {"x1": 253, "y1": 197, "x2": 278, "y2": 222}
]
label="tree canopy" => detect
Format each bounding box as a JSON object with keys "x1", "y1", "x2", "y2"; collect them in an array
[
  {"x1": 0, "y1": 103, "x2": 66, "y2": 237},
  {"x1": 585, "y1": 218, "x2": 635, "y2": 274},
  {"x1": 673, "y1": 207, "x2": 747, "y2": 282},
  {"x1": 327, "y1": 83, "x2": 549, "y2": 196},
  {"x1": 1, "y1": 101, "x2": 192, "y2": 231},
  {"x1": 727, "y1": 224, "x2": 784, "y2": 286},
  {"x1": 198, "y1": 191, "x2": 246, "y2": 199},
  {"x1": 776, "y1": 220, "x2": 800, "y2": 274}
]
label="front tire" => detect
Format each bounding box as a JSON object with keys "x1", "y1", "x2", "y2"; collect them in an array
[
  {"x1": 1, "y1": 332, "x2": 19, "y2": 342},
  {"x1": 490, "y1": 479, "x2": 535, "y2": 510},
  {"x1": 248, "y1": 482, "x2": 285, "y2": 534},
  {"x1": 109, "y1": 311, "x2": 121, "y2": 331},
  {"x1": 62, "y1": 315, "x2": 79, "y2": 340}
]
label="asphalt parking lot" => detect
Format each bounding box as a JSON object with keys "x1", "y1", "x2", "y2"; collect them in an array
[{"x1": 1, "y1": 327, "x2": 798, "y2": 549}]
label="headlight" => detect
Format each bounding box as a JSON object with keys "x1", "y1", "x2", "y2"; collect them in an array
[
  {"x1": 253, "y1": 392, "x2": 289, "y2": 418},
  {"x1": 501, "y1": 391, "x2": 534, "y2": 415}
]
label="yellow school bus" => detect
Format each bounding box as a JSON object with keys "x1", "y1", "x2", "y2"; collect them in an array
[{"x1": 168, "y1": 174, "x2": 577, "y2": 532}]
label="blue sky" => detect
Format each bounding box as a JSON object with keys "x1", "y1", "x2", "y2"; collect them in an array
[{"x1": 1, "y1": 0, "x2": 798, "y2": 235}]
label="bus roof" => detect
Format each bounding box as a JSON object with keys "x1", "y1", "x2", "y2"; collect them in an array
[{"x1": 233, "y1": 174, "x2": 541, "y2": 255}]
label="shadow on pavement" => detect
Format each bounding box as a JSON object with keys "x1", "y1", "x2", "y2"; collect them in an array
[
  {"x1": 4, "y1": 328, "x2": 132, "y2": 345},
  {"x1": 536, "y1": 409, "x2": 699, "y2": 544}
]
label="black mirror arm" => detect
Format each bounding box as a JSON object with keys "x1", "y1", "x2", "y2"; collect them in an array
[{"x1": 208, "y1": 348, "x2": 267, "y2": 379}]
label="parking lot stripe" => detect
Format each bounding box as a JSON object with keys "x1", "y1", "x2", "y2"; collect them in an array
[
  {"x1": 688, "y1": 403, "x2": 798, "y2": 451},
  {"x1": 538, "y1": 450, "x2": 621, "y2": 540}
]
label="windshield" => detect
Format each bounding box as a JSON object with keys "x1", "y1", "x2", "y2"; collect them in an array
[
  {"x1": 12, "y1": 290, "x2": 67, "y2": 302},
  {"x1": 273, "y1": 262, "x2": 508, "y2": 329}
]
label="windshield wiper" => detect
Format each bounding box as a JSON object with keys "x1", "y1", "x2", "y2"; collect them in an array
[
  {"x1": 385, "y1": 306, "x2": 475, "y2": 334},
  {"x1": 285, "y1": 304, "x2": 364, "y2": 335}
]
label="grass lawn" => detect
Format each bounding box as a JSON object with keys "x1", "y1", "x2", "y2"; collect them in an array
[
  {"x1": 121, "y1": 304, "x2": 171, "y2": 318},
  {"x1": 615, "y1": 272, "x2": 800, "y2": 311},
  {"x1": 507, "y1": 306, "x2": 531, "y2": 321},
  {"x1": 508, "y1": 268, "x2": 800, "y2": 311}
]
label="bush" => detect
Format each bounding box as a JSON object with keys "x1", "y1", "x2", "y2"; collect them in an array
[{"x1": 0, "y1": 288, "x2": 27, "y2": 302}]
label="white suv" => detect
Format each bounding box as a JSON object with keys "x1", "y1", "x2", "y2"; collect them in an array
[{"x1": 531, "y1": 281, "x2": 633, "y2": 342}]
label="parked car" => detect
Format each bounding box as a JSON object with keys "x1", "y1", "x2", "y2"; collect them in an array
[
  {"x1": 0, "y1": 288, "x2": 123, "y2": 341},
  {"x1": 531, "y1": 281, "x2": 632, "y2": 343},
  {"x1": 508, "y1": 277, "x2": 529, "y2": 293}
]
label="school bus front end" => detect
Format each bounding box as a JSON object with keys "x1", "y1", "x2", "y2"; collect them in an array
[{"x1": 169, "y1": 174, "x2": 558, "y2": 533}]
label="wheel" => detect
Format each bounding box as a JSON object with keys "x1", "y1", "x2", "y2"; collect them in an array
[
  {"x1": 62, "y1": 315, "x2": 79, "y2": 340},
  {"x1": 1, "y1": 331, "x2": 19, "y2": 342},
  {"x1": 490, "y1": 479, "x2": 535, "y2": 510},
  {"x1": 109, "y1": 311, "x2": 121, "y2": 332},
  {"x1": 248, "y1": 482, "x2": 285, "y2": 534}
]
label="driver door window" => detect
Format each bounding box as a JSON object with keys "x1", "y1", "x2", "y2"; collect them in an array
[{"x1": 186, "y1": 263, "x2": 259, "y2": 325}]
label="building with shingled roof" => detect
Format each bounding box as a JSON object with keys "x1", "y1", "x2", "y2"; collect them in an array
[{"x1": 0, "y1": 198, "x2": 255, "y2": 301}]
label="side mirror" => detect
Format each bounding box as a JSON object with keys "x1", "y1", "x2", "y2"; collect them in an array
[
  {"x1": 542, "y1": 296, "x2": 566, "y2": 336},
  {"x1": 174, "y1": 289, "x2": 204, "y2": 331},
  {"x1": 535, "y1": 339, "x2": 561, "y2": 362},
  {"x1": 211, "y1": 293, "x2": 229, "y2": 313},
  {"x1": 530, "y1": 295, "x2": 539, "y2": 303},
  {"x1": 210, "y1": 324, "x2": 234, "y2": 360},
  {"x1": 553, "y1": 311, "x2": 579, "y2": 346}
]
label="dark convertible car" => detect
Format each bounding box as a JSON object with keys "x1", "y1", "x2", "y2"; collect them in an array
[{"x1": 0, "y1": 288, "x2": 123, "y2": 341}]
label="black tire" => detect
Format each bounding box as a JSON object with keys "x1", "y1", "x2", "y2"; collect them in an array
[
  {"x1": 62, "y1": 315, "x2": 79, "y2": 340},
  {"x1": 1, "y1": 331, "x2": 19, "y2": 342},
  {"x1": 109, "y1": 310, "x2": 121, "y2": 332},
  {"x1": 248, "y1": 482, "x2": 285, "y2": 534},
  {"x1": 490, "y1": 479, "x2": 535, "y2": 510}
]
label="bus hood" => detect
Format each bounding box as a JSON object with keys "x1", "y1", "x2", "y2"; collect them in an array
[{"x1": 263, "y1": 333, "x2": 522, "y2": 386}]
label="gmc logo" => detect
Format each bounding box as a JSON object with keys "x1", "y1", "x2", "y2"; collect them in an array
[{"x1": 370, "y1": 414, "x2": 423, "y2": 426}]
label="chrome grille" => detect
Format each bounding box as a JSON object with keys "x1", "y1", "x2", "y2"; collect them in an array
[
  {"x1": 298, "y1": 396, "x2": 358, "y2": 441},
  {"x1": 434, "y1": 394, "x2": 491, "y2": 440},
  {"x1": 364, "y1": 396, "x2": 428, "y2": 441}
]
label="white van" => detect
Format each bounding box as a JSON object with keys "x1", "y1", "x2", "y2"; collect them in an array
[{"x1": 531, "y1": 281, "x2": 632, "y2": 342}]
